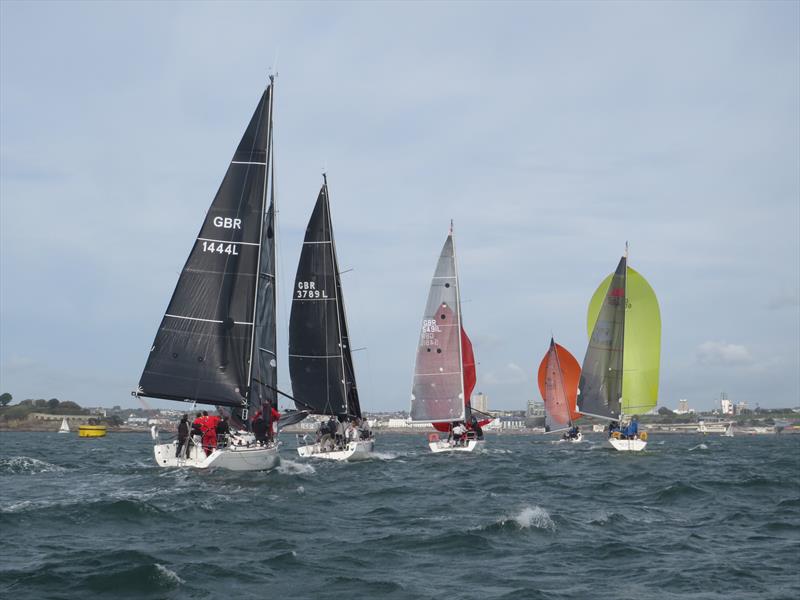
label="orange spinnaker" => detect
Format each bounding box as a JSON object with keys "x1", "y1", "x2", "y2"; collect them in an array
[{"x1": 537, "y1": 342, "x2": 581, "y2": 421}]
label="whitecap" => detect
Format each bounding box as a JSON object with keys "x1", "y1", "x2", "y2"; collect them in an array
[
  {"x1": 500, "y1": 505, "x2": 555, "y2": 531},
  {"x1": 0, "y1": 456, "x2": 65, "y2": 475},
  {"x1": 155, "y1": 563, "x2": 185, "y2": 585},
  {"x1": 689, "y1": 443, "x2": 708, "y2": 451},
  {"x1": 296, "y1": 485, "x2": 305, "y2": 494},
  {"x1": 373, "y1": 451, "x2": 398, "y2": 460},
  {"x1": 277, "y1": 460, "x2": 316, "y2": 475}
]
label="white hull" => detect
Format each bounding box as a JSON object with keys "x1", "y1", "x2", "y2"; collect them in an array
[
  {"x1": 152, "y1": 430, "x2": 280, "y2": 471},
  {"x1": 609, "y1": 437, "x2": 647, "y2": 452},
  {"x1": 429, "y1": 439, "x2": 485, "y2": 453},
  {"x1": 557, "y1": 432, "x2": 583, "y2": 443},
  {"x1": 296, "y1": 439, "x2": 375, "y2": 461}
]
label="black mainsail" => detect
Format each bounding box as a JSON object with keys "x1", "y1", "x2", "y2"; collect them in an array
[
  {"x1": 288, "y1": 176, "x2": 361, "y2": 419},
  {"x1": 137, "y1": 82, "x2": 276, "y2": 421},
  {"x1": 576, "y1": 256, "x2": 626, "y2": 420}
]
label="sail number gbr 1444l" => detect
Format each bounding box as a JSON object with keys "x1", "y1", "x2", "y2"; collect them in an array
[{"x1": 201, "y1": 241, "x2": 239, "y2": 255}]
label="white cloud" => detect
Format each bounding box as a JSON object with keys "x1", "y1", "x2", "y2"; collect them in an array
[
  {"x1": 483, "y1": 362, "x2": 528, "y2": 386},
  {"x1": 696, "y1": 342, "x2": 754, "y2": 366}
]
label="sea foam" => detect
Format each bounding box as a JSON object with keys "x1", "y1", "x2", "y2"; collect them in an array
[
  {"x1": 154, "y1": 563, "x2": 185, "y2": 585},
  {"x1": 277, "y1": 460, "x2": 316, "y2": 475},
  {"x1": 500, "y1": 505, "x2": 556, "y2": 531},
  {"x1": 0, "y1": 456, "x2": 65, "y2": 475}
]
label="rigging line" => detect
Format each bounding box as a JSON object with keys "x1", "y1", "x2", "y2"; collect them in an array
[
  {"x1": 254, "y1": 379, "x2": 315, "y2": 410},
  {"x1": 245, "y1": 78, "x2": 274, "y2": 404}
]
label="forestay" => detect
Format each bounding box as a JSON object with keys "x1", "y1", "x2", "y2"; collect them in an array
[{"x1": 138, "y1": 85, "x2": 275, "y2": 414}]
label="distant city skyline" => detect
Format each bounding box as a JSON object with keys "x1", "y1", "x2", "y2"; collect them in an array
[{"x1": 1, "y1": 2, "x2": 798, "y2": 412}]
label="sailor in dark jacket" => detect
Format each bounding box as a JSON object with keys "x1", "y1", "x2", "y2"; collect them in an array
[
  {"x1": 216, "y1": 416, "x2": 230, "y2": 447},
  {"x1": 176, "y1": 415, "x2": 189, "y2": 458},
  {"x1": 252, "y1": 413, "x2": 269, "y2": 446}
]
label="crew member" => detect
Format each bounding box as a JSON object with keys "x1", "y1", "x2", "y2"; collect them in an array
[
  {"x1": 202, "y1": 412, "x2": 220, "y2": 456},
  {"x1": 176, "y1": 414, "x2": 189, "y2": 458},
  {"x1": 452, "y1": 422, "x2": 467, "y2": 445},
  {"x1": 469, "y1": 415, "x2": 484, "y2": 440},
  {"x1": 252, "y1": 412, "x2": 269, "y2": 446},
  {"x1": 266, "y1": 402, "x2": 281, "y2": 442},
  {"x1": 216, "y1": 416, "x2": 230, "y2": 447}
]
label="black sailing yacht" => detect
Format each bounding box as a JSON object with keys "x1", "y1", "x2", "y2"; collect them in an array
[
  {"x1": 290, "y1": 175, "x2": 375, "y2": 460},
  {"x1": 134, "y1": 78, "x2": 284, "y2": 471}
]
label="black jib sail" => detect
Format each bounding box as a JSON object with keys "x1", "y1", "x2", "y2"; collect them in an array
[
  {"x1": 288, "y1": 177, "x2": 361, "y2": 419},
  {"x1": 137, "y1": 83, "x2": 275, "y2": 418},
  {"x1": 577, "y1": 256, "x2": 626, "y2": 420}
]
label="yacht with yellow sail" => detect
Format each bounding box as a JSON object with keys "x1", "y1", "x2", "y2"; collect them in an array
[{"x1": 577, "y1": 245, "x2": 661, "y2": 451}]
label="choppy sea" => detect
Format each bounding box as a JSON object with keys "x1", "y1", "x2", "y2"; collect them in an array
[{"x1": 1, "y1": 431, "x2": 798, "y2": 599}]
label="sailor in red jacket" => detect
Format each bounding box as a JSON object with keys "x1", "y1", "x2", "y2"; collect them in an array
[
  {"x1": 267, "y1": 404, "x2": 281, "y2": 441},
  {"x1": 201, "y1": 412, "x2": 220, "y2": 456}
]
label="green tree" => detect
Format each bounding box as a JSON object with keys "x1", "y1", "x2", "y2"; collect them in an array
[
  {"x1": 0, "y1": 393, "x2": 11, "y2": 407},
  {"x1": 658, "y1": 407, "x2": 674, "y2": 416},
  {"x1": 47, "y1": 398, "x2": 60, "y2": 410},
  {"x1": 34, "y1": 399, "x2": 47, "y2": 408}
]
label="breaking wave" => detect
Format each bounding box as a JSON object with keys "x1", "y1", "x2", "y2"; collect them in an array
[
  {"x1": 277, "y1": 459, "x2": 316, "y2": 475},
  {"x1": 494, "y1": 506, "x2": 556, "y2": 531},
  {"x1": 0, "y1": 456, "x2": 65, "y2": 475}
]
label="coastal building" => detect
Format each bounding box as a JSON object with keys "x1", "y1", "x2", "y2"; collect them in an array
[
  {"x1": 526, "y1": 400, "x2": 544, "y2": 418},
  {"x1": 497, "y1": 415, "x2": 525, "y2": 430},
  {"x1": 735, "y1": 401, "x2": 748, "y2": 415},
  {"x1": 720, "y1": 392, "x2": 733, "y2": 415},
  {"x1": 28, "y1": 413, "x2": 93, "y2": 424},
  {"x1": 472, "y1": 392, "x2": 488, "y2": 413}
]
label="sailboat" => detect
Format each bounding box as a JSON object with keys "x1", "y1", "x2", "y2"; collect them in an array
[
  {"x1": 537, "y1": 338, "x2": 582, "y2": 442},
  {"x1": 410, "y1": 225, "x2": 490, "y2": 453},
  {"x1": 133, "y1": 78, "x2": 286, "y2": 471},
  {"x1": 290, "y1": 175, "x2": 374, "y2": 461},
  {"x1": 577, "y1": 247, "x2": 661, "y2": 451},
  {"x1": 722, "y1": 423, "x2": 735, "y2": 437},
  {"x1": 58, "y1": 418, "x2": 70, "y2": 434}
]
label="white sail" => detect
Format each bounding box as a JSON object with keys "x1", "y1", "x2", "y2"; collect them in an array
[{"x1": 58, "y1": 418, "x2": 70, "y2": 433}]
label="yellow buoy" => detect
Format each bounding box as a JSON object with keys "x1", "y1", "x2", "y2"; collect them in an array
[
  {"x1": 639, "y1": 431, "x2": 648, "y2": 441},
  {"x1": 78, "y1": 424, "x2": 107, "y2": 438}
]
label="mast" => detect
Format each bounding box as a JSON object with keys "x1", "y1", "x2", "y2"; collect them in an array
[
  {"x1": 619, "y1": 246, "x2": 628, "y2": 423},
  {"x1": 451, "y1": 220, "x2": 467, "y2": 421},
  {"x1": 325, "y1": 173, "x2": 351, "y2": 418},
  {"x1": 245, "y1": 75, "x2": 275, "y2": 418},
  {"x1": 551, "y1": 337, "x2": 570, "y2": 428}
]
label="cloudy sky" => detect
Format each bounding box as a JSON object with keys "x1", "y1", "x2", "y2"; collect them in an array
[{"x1": 1, "y1": 1, "x2": 798, "y2": 412}]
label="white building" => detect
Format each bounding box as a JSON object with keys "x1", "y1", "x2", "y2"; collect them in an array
[
  {"x1": 526, "y1": 400, "x2": 544, "y2": 418},
  {"x1": 472, "y1": 392, "x2": 488, "y2": 413},
  {"x1": 721, "y1": 398, "x2": 733, "y2": 415}
]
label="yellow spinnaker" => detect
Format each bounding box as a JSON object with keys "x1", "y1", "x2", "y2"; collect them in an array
[{"x1": 587, "y1": 267, "x2": 661, "y2": 415}]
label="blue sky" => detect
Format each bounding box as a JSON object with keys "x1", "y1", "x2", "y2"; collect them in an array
[{"x1": 1, "y1": 1, "x2": 798, "y2": 412}]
